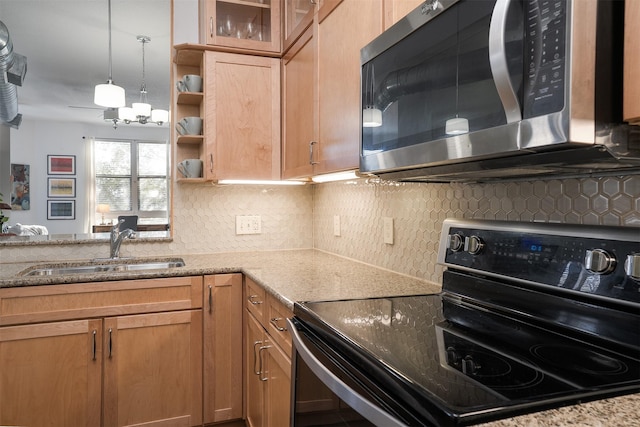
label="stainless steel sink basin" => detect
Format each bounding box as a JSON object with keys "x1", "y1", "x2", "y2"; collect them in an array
[{"x1": 21, "y1": 259, "x2": 185, "y2": 276}]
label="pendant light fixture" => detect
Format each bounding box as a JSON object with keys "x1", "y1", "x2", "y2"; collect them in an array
[
  {"x1": 94, "y1": 0, "x2": 126, "y2": 108},
  {"x1": 362, "y1": 63, "x2": 382, "y2": 128},
  {"x1": 105, "y1": 35, "x2": 169, "y2": 128},
  {"x1": 445, "y1": 7, "x2": 469, "y2": 136}
]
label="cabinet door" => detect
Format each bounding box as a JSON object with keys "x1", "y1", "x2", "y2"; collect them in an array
[
  {"x1": 383, "y1": 0, "x2": 424, "y2": 29},
  {"x1": 204, "y1": 51, "x2": 281, "y2": 181},
  {"x1": 103, "y1": 310, "x2": 203, "y2": 427},
  {"x1": 265, "y1": 340, "x2": 292, "y2": 427},
  {"x1": 624, "y1": 0, "x2": 640, "y2": 124},
  {"x1": 245, "y1": 311, "x2": 266, "y2": 427},
  {"x1": 0, "y1": 319, "x2": 102, "y2": 427},
  {"x1": 317, "y1": 0, "x2": 384, "y2": 174},
  {"x1": 200, "y1": 0, "x2": 282, "y2": 54},
  {"x1": 284, "y1": 0, "x2": 316, "y2": 52},
  {"x1": 203, "y1": 274, "x2": 243, "y2": 424},
  {"x1": 282, "y1": 27, "x2": 316, "y2": 179}
]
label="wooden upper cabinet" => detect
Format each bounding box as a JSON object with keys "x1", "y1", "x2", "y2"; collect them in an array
[
  {"x1": 282, "y1": 27, "x2": 316, "y2": 180},
  {"x1": 316, "y1": 0, "x2": 384, "y2": 175},
  {"x1": 284, "y1": 0, "x2": 316, "y2": 53},
  {"x1": 383, "y1": 0, "x2": 424, "y2": 29},
  {"x1": 624, "y1": 0, "x2": 639, "y2": 125},
  {"x1": 204, "y1": 51, "x2": 281, "y2": 181},
  {"x1": 200, "y1": 0, "x2": 282, "y2": 54}
]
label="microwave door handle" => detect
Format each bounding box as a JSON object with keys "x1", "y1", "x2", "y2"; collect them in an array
[{"x1": 488, "y1": 0, "x2": 522, "y2": 123}]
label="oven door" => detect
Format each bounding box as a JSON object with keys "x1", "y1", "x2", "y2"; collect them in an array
[{"x1": 288, "y1": 317, "x2": 411, "y2": 427}]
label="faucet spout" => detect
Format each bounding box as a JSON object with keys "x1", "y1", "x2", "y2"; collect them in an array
[{"x1": 110, "y1": 219, "x2": 135, "y2": 259}]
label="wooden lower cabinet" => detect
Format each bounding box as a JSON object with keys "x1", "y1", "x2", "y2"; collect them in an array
[
  {"x1": 0, "y1": 319, "x2": 103, "y2": 427},
  {"x1": 245, "y1": 311, "x2": 292, "y2": 427},
  {"x1": 203, "y1": 274, "x2": 243, "y2": 424},
  {"x1": 103, "y1": 310, "x2": 203, "y2": 427},
  {"x1": 0, "y1": 277, "x2": 203, "y2": 427}
]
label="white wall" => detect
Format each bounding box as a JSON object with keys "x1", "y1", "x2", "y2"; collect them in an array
[{"x1": 10, "y1": 118, "x2": 168, "y2": 234}]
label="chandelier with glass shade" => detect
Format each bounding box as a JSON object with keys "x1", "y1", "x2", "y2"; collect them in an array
[
  {"x1": 94, "y1": 0, "x2": 125, "y2": 109},
  {"x1": 104, "y1": 35, "x2": 169, "y2": 128}
]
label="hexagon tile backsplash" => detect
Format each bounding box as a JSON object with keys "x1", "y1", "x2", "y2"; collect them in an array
[
  {"x1": 312, "y1": 175, "x2": 640, "y2": 284},
  {"x1": 1, "y1": 175, "x2": 638, "y2": 280}
]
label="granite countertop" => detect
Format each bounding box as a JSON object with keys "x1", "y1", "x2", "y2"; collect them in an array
[
  {"x1": 0, "y1": 249, "x2": 637, "y2": 425},
  {"x1": 0, "y1": 249, "x2": 441, "y2": 307}
]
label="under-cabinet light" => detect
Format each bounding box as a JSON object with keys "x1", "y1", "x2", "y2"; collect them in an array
[
  {"x1": 311, "y1": 170, "x2": 362, "y2": 183},
  {"x1": 217, "y1": 179, "x2": 307, "y2": 186}
]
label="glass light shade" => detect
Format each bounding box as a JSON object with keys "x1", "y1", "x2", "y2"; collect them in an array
[
  {"x1": 94, "y1": 82, "x2": 126, "y2": 108},
  {"x1": 96, "y1": 204, "x2": 110, "y2": 213},
  {"x1": 362, "y1": 107, "x2": 382, "y2": 127},
  {"x1": 151, "y1": 109, "x2": 169, "y2": 123},
  {"x1": 445, "y1": 117, "x2": 469, "y2": 135},
  {"x1": 132, "y1": 102, "x2": 152, "y2": 118},
  {"x1": 118, "y1": 107, "x2": 136, "y2": 122}
]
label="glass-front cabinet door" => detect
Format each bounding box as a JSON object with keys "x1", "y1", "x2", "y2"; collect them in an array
[
  {"x1": 201, "y1": 0, "x2": 281, "y2": 53},
  {"x1": 284, "y1": 0, "x2": 315, "y2": 51}
]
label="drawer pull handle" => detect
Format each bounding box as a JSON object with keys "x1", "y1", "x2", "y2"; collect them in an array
[
  {"x1": 108, "y1": 328, "x2": 113, "y2": 358},
  {"x1": 92, "y1": 330, "x2": 97, "y2": 361},
  {"x1": 248, "y1": 295, "x2": 263, "y2": 305},
  {"x1": 270, "y1": 317, "x2": 287, "y2": 332},
  {"x1": 253, "y1": 340, "x2": 263, "y2": 375},
  {"x1": 259, "y1": 345, "x2": 272, "y2": 381}
]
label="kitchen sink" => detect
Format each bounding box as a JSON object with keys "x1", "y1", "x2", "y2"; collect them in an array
[{"x1": 20, "y1": 259, "x2": 185, "y2": 276}]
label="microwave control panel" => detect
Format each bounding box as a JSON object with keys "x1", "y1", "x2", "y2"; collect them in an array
[{"x1": 523, "y1": 0, "x2": 566, "y2": 119}]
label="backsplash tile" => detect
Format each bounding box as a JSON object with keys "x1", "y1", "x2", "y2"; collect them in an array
[
  {"x1": 312, "y1": 176, "x2": 640, "y2": 284},
  {"x1": 1, "y1": 175, "x2": 637, "y2": 282}
]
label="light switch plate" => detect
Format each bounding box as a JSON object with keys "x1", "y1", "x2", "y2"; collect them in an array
[
  {"x1": 333, "y1": 215, "x2": 341, "y2": 237},
  {"x1": 236, "y1": 215, "x2": 262, "y2": 235}
]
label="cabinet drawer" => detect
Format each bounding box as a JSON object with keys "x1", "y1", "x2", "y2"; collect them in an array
[
  {"x1": 0, "y1": 276, "x2": 203, "y2": 326},
  {"x1": 245, "y1": 277, "x2": 266, "y2": 321},
  {"x1": 266, "y1": 294, "x2": 293, "y2": 357}
]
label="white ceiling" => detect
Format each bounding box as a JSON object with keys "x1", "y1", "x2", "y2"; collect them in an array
[{"x1": 0, "y1": 0, "x2": 171, "y2": 127}]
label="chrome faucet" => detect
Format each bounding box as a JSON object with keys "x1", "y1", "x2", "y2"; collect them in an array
[{"x1": 110, "y1": 219, "x2": 135, "y2": 259}]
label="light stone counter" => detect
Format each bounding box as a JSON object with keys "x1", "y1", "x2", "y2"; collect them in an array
[{"x1": 0, "y1": 249, "x2": 637, "y2": 425}]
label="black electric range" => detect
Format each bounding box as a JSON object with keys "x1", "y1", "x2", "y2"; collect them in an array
[{"x1": 289, "y1": 219, "x2": 640, "y2": 426}]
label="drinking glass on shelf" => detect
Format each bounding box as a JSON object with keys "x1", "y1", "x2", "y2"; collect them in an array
[
  {"x1": 219, "y1": 15, "x2": 236, "y2": 37},
  {"x1": 247, "y1": 22, "x2": 263, "y2": 41}
]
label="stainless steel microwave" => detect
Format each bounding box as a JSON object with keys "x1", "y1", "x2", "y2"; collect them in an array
[{"x1": 360, "y1": 0, "x2": 639, "y2": 182}]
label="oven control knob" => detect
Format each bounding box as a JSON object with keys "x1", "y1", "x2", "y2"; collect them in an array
[
  {"x1": 448, "y1": 234, "x2": 465, "y2": 252},
  {"x1": 624, "y1": 253, "x2": 640, "y2": 280},
  {"x1": 584, "y1": 249, "x2": 617, "y2": 274},
  {"x1": 465, "y1": 236, "x2": 484, "y2": 255},
  {"x1": 461, "y1": 355, "x2": 479, "y2": 375}
]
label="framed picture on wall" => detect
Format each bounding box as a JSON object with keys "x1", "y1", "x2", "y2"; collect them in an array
[
  {"x1": 47, "y1": 200, "x2": 75, "y2": 220},
  {"x1": 47, "y1": 155, "x2": 76, "y2": 175},
  {"x1": 47, "y1": 177, "x2": 76, "y2": 198}
]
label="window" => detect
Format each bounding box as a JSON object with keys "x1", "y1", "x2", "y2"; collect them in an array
[{"x1": 94, "y1": 139, "x2": 168, "y2": 225}]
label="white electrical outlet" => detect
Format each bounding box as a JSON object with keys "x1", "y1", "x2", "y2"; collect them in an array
[
  {"x1": 236, "y1": 215, "x2": 262, "y2": 235},
  {"x1": 333, "y1": 215, "x2": 341, "y2": 237},
  {"x1": 383, "y1": 217, "x2": 394, "y2": 245}
]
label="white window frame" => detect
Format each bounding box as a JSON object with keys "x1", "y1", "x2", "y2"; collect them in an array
[{"x1": 93, "y1": 138, "x2": 169, "y2": 225}]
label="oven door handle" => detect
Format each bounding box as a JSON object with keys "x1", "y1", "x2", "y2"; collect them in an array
[{"x1": 287, "y1": 318, "x2": 408, "y2": 427}]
